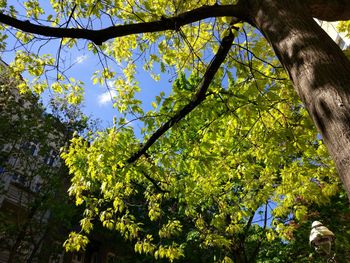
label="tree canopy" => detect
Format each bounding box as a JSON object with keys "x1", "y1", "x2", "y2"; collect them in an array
[{"x1": 1, "y1": 0, "x2": 350, "y2": 262}]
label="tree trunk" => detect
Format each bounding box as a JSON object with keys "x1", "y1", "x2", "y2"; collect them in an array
[
  {"x1": 8, "y1": 196, "x2": 43, "y2": 263},
  {"x1": 26, "y1": 226, "x2": 48, "y2": 263},
  {"x1": 247, "y1": 0, "x2": 350, "y2": 200},
  {"x1": 8, "y1": 207, "x2": 37, "y2": 263}
]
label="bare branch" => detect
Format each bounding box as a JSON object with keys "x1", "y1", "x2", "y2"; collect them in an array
[{"x1": 0, "y1": 4, "x2": 247, "y2": 45}]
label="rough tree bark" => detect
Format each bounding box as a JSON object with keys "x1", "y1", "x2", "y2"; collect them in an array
[{"x1": 246, "y1": 0, "x2": 350, "y2": 200}]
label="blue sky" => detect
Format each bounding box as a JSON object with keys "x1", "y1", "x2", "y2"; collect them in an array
[
  {"x1": 1, "y1": 1, "x2": 239, "y2": 130},
  {"x1": 54, "y1": 48, "x2": 170, "y2": 128},
  {"x1": 1, "y1": 1, "x2": 173, "y2": 130}
]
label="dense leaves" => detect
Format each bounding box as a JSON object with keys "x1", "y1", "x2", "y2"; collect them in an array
[
  {"x1": 62, "y1": 68, "x2": 343, "y2": 261},
  {"x1": 0, "y1": 0, "x2": 350, "y2": 262}
]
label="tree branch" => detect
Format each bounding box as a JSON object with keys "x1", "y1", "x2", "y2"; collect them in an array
[
  {"x1": 0, "y1": 4, "x2": 247, "y2": 45},
  {"x1": 127, "y1": 30, "x2": 235, "y2": 164},
  {"x1": 249, "y1": 202, "x2": 268, "y2": 262},
  {"x1": 306, "y1": 0, "x2": 350, "y2": 21},
  {"x1": 140, "y1": 171, "x2": 168, "y2": 193}
]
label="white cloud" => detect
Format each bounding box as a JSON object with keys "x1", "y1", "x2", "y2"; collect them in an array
[
  {"x1": 97, "y1": 90, "x2": 117, "y2": 105},
  {"x1": 106, "y1": 80, "x2": 115, "y2": 87},
  {"x1": 75, "y1": 54, "x2": 88, "y2": 64}
]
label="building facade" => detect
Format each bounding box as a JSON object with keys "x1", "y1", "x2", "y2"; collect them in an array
[
  {"x1": 0, "y1": 61, "x2": 150, "y2": 263},
  {"x1": 0, "y1": 60, "x2": 69, "y2": 262}
]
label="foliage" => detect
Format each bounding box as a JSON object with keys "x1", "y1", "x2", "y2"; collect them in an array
[
  {"x1": 62, "y1": 70, "x2": 342, "y2": 261},
  {"x1": 0, "y1": 63, "x2": 86, "y2": 262},
  {"x1": 256, "y1": 192, "x2": 350, "y2": 263},
  {"x1": 0, "y1": 1, "x2": 350, "y2": 262}
]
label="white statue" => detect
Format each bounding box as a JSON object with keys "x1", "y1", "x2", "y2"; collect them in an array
[{"x1": 309, "y1": 221, "x2": 335, "y2": 255}]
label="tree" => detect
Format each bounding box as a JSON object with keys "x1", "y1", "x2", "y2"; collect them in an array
[
  {"x1": 0, "y1": 0, "x2": 350, "y2": 195},
  {"x1": 0, "y1": 63, "x2": 87, "y2": 262},
  {"x1": 0, "y1": 0, "x2": 350, "y2": 262}
]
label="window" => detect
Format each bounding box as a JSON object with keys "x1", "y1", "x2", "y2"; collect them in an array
[
  {"x1": 11, "y1": 173, "x2": 27, "y2": 186},
  {"x1": 33, "y1": 182, "x2": 42, "y2": 192},
  {"x1": 44, "y1": 149, "x2": 58, "y2": 167},
  {"x1": 21, "y1": 142, "x2": 38, "y2": 156},
  {"x1": 336, "y1": 35, "x2": 346, "y2": 50}
]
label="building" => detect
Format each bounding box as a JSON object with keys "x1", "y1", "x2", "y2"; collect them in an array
[
  {"x1": 317, "y1": 20, "x2": 350, "y2": 50},
  {"x1": 0, "y1": 61, "x2": 150, "y2": 263},
  {"x1": 0, "y1": 60, "x2": 70, "y2": 262}
]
